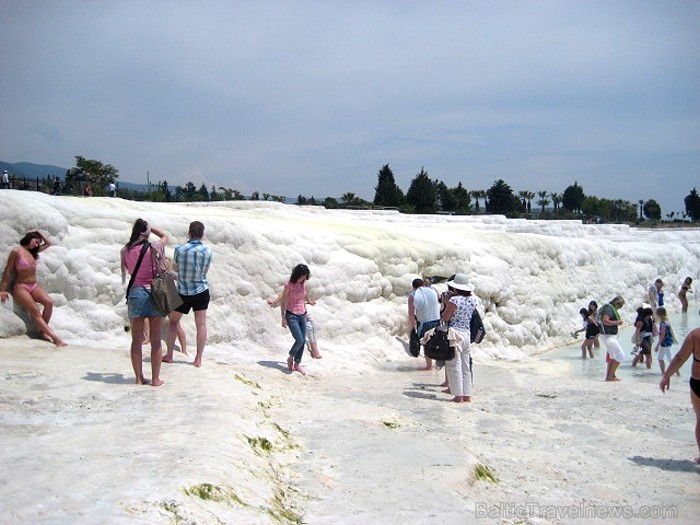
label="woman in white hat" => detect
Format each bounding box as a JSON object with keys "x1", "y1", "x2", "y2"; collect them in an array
[{"x1": 440, "y1": 273, "x2": 476, "y2": 402}]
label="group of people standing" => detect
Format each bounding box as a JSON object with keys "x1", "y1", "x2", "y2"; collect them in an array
[
  {"x1": 408, "y1": 273, "x2": 478, "y2": 403},
  {"x1": 1, "y1": 221, "x2": 319, "y2": 387},
  {"x1": 119, "y1": 219, "x2": 212, "y2": 386}
]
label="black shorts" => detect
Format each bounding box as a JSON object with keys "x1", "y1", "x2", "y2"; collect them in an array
[
  {"x1": 174, "y1": 289, "x2": 210, "y2": 314},
  {"x1": 639, "y1": 338, "x2": 652, "y2": 355}
]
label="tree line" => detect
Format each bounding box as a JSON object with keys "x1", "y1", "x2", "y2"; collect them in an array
[
  {"x1": 331, "y1": 164, "x2": 699, "y2": 223},
  {"x1": 13, "y1": 156, "x2": 700, "y2": 224}
]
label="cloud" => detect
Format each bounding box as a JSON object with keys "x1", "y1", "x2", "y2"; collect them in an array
[{"x1": 0, "y1": 0, "x2": 698, "y2": 212}]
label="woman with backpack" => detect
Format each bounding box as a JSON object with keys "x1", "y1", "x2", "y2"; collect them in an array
[{"x1": 440, "y1": 274, "x2": 477, "y2": 403}]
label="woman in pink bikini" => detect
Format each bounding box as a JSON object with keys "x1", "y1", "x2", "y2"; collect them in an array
[{"x1": 0, "y1": 230, "x2": 66, "y2": 346}]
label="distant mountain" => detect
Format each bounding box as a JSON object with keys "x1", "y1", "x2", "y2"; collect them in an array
[
  {"x1": 0, "y1": 160, "x2": 148, "y2": 191},
  {"x1": 0, "y1": 161, "x2": 68, "y2": 180}
]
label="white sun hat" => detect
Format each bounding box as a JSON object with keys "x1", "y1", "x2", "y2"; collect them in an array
[{"x1": 447, "y1": 273, "x2": 474, "y2": 292}]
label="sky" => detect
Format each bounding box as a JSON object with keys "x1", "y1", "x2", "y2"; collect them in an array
[{"x1": 1, "y1": 0, "x2": 699, "y2": 214}]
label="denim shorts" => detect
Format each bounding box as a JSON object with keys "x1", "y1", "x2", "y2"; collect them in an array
[{"x1": 127, "y1": 286, "x2": 163, "y2": 318}]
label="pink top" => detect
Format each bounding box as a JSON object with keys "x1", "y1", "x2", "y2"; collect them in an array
[
  {"x1": 15, "y1": 254, "x2": 38, "y2": 270},
  {"x1": 284, "y1": 281, "x2": 307, "y2": 315},
  {"x1": 122, "y1": 242, "x2": 163, "y2": 287}
]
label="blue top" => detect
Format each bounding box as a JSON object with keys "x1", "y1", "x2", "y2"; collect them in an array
[{"x1": 174, "y1": 239, "x2": 212, "y2": 296}]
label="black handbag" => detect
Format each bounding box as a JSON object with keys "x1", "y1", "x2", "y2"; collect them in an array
[
  {"x1": 470, "y1": 309, "x2": 486, "y2": 344},
  {"x1": 409, "y1": 329, "x2": 420, "y2": 357},
  {"x1": 424, "y1": 327, "x2": 455, "y2": 361}
]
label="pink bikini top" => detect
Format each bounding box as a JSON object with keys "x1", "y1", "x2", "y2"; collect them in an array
[{"x1": 15, "y1": 254, "x2": 38, "y2": 270}]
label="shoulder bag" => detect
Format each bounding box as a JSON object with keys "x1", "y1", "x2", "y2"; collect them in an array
[
  {"x1": 424, "y1": 326, "x2": 455, "y2": 361},
  {"x1": 149, "y1": 246, "x2": 183, "y2": 316}
]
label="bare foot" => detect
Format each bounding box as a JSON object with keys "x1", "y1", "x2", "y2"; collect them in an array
[
  {"x1": 422, "y1": 365, "x2": 432, "y2": 371},
  {"x1": 151, "y1": 379, "x2": 164, "y2": 387},
  {"x1": 310, "y1": 349, "x2": 323, "y2": 359},
  {"x1": 287, "y1": 356, "x2": 294, "y2": 371},
  {"x1": 194, "y1": 359, "x2": 202, "y2": 368},
  {"x1": 463, "y1": 396, "x2": 471, "y2": 402},
  {"x1": 162, "y1": 355, "x2": 174, "y2": 363},
  {"x1": 180, "y1": 349, "x2": 189, "y2": 356},
  {"x1": 293, "y1": 363, "x2": 306, "y2": 375},
  {"x1": 605, "y1": 377, "x2": 622, "y2": 382},
  {"x1": 451, "y1": 396, "x2": 463, "y2": 403},
  {"x1": 54, "y1": 338, "x2": 68, "y2": 347},
  {"x1": 135, "y1": 376, "x2": 149, "y2": 385}
]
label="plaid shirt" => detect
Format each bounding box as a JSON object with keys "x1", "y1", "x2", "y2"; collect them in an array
[{"x1": 174, "y1": 239, "x2": 212, "y2": 296}]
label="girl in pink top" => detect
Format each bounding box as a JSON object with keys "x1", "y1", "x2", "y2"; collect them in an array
[
  {"x1": 279, "y1": 264, "x2": 315, "y2": 375},
  {"x1": 120, "y1": 218, "x2": 169, "y2": 386}
]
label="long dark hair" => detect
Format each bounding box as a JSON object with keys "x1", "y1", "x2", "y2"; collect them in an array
[
  {"x1": 289, "y1": 264, "x2": 310, "y2": 283},
  {"x1": 126, "y1": 218, "x2": 149, "y2": 249},
  {"x1": 19, "y1": 231, "x2": 42, "y2": 259}
]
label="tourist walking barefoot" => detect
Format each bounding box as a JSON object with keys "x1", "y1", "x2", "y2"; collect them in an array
[
  {"x1": 268, "y1": 295, "x2": 322, "y2": 359},
  {"x1": 660, "y1": 327, "x2": 700, "y2": 463},
  {"x1": 0, "y1": 230, "x2": 66, "y2": 346},
  {"x1": 678, "y1": 277, "x2": 693, "y2": 314},
  {"x1": 440, "y1": 274, "x2": 476, "y2": 403},
  {"x1": 600, "y1": 296, "x2": 625, "y2": 381},
  {"x1": 121, "y1": 219, "x2": 168, "y2": 386},
  {"x1": 408, "y1": 278, "x2": 441, "y2": 370},
  {"x1": 655, "y1": 307, "x2": 679, "y2": 377},
  {"x1": 277, "y1": 264, "x2": 315, "y2": 375},
  {"x1": 163, "y1": 221, "x2": 212, "y2": 368}
]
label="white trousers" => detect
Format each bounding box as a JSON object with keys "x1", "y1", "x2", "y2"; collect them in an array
[{"x1": 446, "y1": 327, "x2": 472, "y2": 397}]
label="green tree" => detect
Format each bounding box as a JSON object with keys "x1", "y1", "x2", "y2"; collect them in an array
[
  {"x1": 251, "y1": 191, "x2": 260, "y2": 200},
  {"x1": 537, "y1": 190, "x2": 549, "y2": 213},
  {"x1": 373, "y1": 164, "x2": 404, "y2": 207},
  {"x1": 523, "y1": 190, "x2": 536, "y2": 213},
  {"x1": 471, "y1": 190, "x2": 486, "y2": 211},
  {"x1": 405, "y1": 167, "x2": 436, "y2": 213},
  {"x1": 643, "y1": 199, "x2": 661, "y2": 221},
  {"x1": 323, "y1": 197, "x2": 339, "y2": 209},
  {"x1": 550, "y1": 192, "x2": 562, "y2": 211},
  {"x1": 562, "y1": 182, "x2": 585, "y2": 214},
  {"x1": 436, "y1": 181, "x2": 457, "y2": 212},
  {"x1": 685, "y1": 188, "x2": 700, "y2": 221},
  {"x1": 197, "y1": 183, "x2": 210, "y2": 201},
  {"x1": 67, "y1": 156, "x2": 119, "y2": 196},
  {"x1": 452, "y1": 182, "x2": 471, "y2": 213},
  {"x1": 486, "y1": 179, "x2": 521, "y2": 216},
  {"x1": 183, "y1": 182, "x2": 197, "y2": 200}
]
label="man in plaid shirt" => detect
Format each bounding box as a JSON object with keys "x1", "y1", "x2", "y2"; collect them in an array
[{"x1": 163, "y1": 221, "x2": 212, "y2": 367}]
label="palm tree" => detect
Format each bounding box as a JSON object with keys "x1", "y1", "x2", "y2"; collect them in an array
[
  {"x1": 471, "y1": 190, "x2": 486, "y2": 212},
  {"x1": 550, "y1": 192, "x2": 562, "y2": 211},
  {"x1": 525, "y1": 190, "x2": 536, "y2": 213},
  {"x1": 341, "y1": 192, "x2": 357, "y2": 206},
  {"x1": 537, "y1": 191, "x2": 549, "y2": 213},
  {"x1": 518, "y1": 191, "x2": 528, "y2": 209}
]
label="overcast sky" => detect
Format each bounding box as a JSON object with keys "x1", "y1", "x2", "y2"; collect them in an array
[{"x1": 1, "y1": 1, "x2": 698, "y2": 213}]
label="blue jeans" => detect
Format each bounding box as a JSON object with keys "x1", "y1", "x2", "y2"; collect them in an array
[{"x1": 285, "y1": 311, "x2": 307, "y2": 363}]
